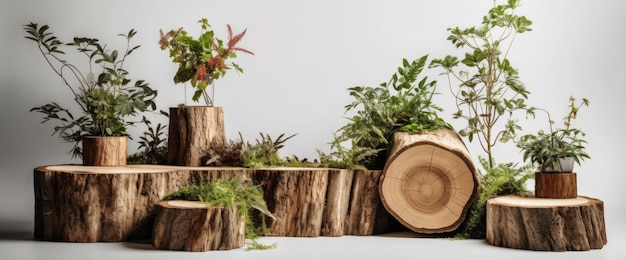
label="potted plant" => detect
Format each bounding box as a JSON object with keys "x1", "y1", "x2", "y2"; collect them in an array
[
  {"x1": 159, "y1": 18, "x2": 254, "y2": 166},
  {"x1": 24, "y1": 23, "x2": 158, "y2": 166},
  {"x1": 518, "y1": 96, "x2": 590, "y2": 198},
  {"x1": 429, "y1": 0, "x2": 535, "y2": 238}
]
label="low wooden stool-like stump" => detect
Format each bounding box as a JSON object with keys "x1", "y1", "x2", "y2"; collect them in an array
[
  {"x1": 486, "y1": 196, "x2": 607, "y2": 251},
  {"x1": 152, "y1": 200, "x2": 245, "y2": 252}
]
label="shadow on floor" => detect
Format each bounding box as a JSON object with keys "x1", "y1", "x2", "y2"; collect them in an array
[{"x1": 0, "y1": 221, "x2": 34, "y2": 241}]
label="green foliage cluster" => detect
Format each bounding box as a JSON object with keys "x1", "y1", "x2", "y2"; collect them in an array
[
  {"x1": 430, "y1": 0, "x2": 534, "y2": 168},
  {"x1": 24, "y1": 23, "x2": 158, "y2": 158},
  {"x1": 159, "y1": 18, "x2": 254, "y2": 106},
  {"x1": 321, "y1": 55, "x2": 450, "y2": 169},
  {"x1": 205, "y1": 132, "x2": 298, "y2": 168},
  {"x1": 455, "y1": 158, "x2": 534, "y2": 239},
  {"x1": 163, "y1": 178, "x2": 276, "y2": 249},
  {"x1": 518, "y1": 97, "x2": 590, "y2": 172},
  {"x1": 127, "y1": 112, "x2": 169, "y2": 165}
]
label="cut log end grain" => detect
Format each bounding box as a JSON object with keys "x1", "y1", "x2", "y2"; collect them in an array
[
  {"x1": 152, "y1": 200, "x2": 245, "y2": 252},
  {"x1": 380, "y1": 129, "x2": 479, "y2": 234},
  {"x1": 486, "y1": 196, "x2": 607, "y2": 251}
]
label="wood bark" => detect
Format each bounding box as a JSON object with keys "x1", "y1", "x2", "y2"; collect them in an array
[
  {"x1": 33, "y1": 165, "x2": 248, "y2": 242},
  {"x1": 252, "y1": 167, "x2": 329, "y2": 237},
  {"x1": 34, "y1": 165, "x2": 380, "y2": 242},
  {"x1": 345, "y1": 170, "x2": 402, "y2": 235},
  {"x1": 535, "y1": 172, "x2": 577, "y2": 199},
  {"x1": 167, "y1": 106, "x2": 226, "y2": 166},
  {"x1": 320, "y1": 168, "x2": 354, "y2": 236},
  {"x1": 379, "y1": 128, "x2": 479, "y2": 234},
  {"x1": 152, "y1": 200, "x2": 244, "y2": 251},
  {"x1": 486, "y1": 195, "x2": 607, "y2": 251},
  {"x1": 82, "y1": 136, "x2": 127, "y2": 166}
]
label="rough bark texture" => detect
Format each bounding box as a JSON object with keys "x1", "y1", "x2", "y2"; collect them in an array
[
  {"x1": 379, "y1": 128, "x2": 479, "y2": 234},
  {"x1": 535, "y1": 172, "x2": 577, "y2": 199},
  {"x1": 320, "y1": 169, "x2": 354, "y2": 236},
  {"x1": 345, "y1": 170, "x2": 402, "y2": 235},
  {"x1": 33, "y1": 165, "x2": 388, "y2": 242},
  {"x1": 82, "y1": 136, "x2": 127, "y2": 166},
  {"x1": 486, "y1": 195, "x2": 607, "y2": 251},
  {"x1": 167, "y1": 106, "x2": 226, "y2": 166},
  {"x1": 33, "y1": 165, "x2": 248, "y2": 242},
  {"x1": 152, "y1": 200, "x2": 244, "y2": 251},
  {"x1": 252, "y1": 167, "x2": 329, "y2": 237}
]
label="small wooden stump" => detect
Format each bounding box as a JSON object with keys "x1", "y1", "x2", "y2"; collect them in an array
[
  {"x1": 167, "y1": 106, "x2": 226, "y2": 166},
  {"x1": 535, "y1": 172, "x2": 577, "y2": 199},
  {"x1": 152, "y1": 200, "x2": 244, "y2": 251},
  {"x1": 486, "y1": 195, "x2": 607, "y2": 251},
  {"x1": 82, "y1": 136, "x2": 127, "y2": 166}
]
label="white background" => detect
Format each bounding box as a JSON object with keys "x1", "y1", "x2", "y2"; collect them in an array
[{"x1": 1, "y1": 0, "x2": 625, "y2": 257}]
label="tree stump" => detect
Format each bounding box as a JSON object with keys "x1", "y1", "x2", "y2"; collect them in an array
[
  {"x1": 152, "y1": 200, "x2": 244, "y2": 251},
  {"x1": 252, "y1": 167, "x2": 328, "y2": 237},
  {"x1": 345, "y1": 170, "x2": 402, "y2": 235},
  {"x1": 486, "y1": 195, "x2": 607, "y2": 251},
  {"x1": 33, "y1": 165, "x2": 248, "y2": 242},
  {"x1": 167, "y1": 106, "x2": 226, "y2": 166},
  {"x1": 82, "y1": 136, "x2": 127, "y2": 166},
  {"x1": 33, "y1": 165, "x2": 372, "y2": 241},
  {"x1": 320, "y1": 168, "x2": 354, "y2": 236},
  {"x1": 535, "y1": 172, "x2": 577, "y2": 199},
  {"x1": 379, "y1": 128, "x2": 479, "y2": 234}
]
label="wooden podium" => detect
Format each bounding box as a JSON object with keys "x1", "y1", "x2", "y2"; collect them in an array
[{"x1": 486, "y1": 195, "x2": 607, "y2": 251}]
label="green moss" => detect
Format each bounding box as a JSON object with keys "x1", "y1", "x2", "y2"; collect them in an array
[{"x1": 163, "y1": 178, "x2": 276, "y2": 249}]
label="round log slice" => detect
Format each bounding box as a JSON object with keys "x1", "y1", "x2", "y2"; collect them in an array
[
  {"x1": 167, "y1": 106, "x2": 226, "y2": 166},
  {"x1": 379, "y1": 128, "x2": 479, "y2": 234},
  {"x1": 486, "y1": 195, "x2": 607, "y2": 251},
  {"x1": 152, "y1": 200, "x2": 244, "y2": 251}
]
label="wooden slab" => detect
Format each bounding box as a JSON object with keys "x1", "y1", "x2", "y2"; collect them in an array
[
  {"x1": 33, "y1": 165, "x2": 368, "y2": 242},
  {"x1": 486, "y1": 195, "x2": 607, "y2": 251}
]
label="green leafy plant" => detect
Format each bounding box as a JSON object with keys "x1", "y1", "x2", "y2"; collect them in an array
[
  {"x1": 517, "y1": 96, "x2": 590, "y2": 172},
  {"x1": 242, "y1": 133, "x2": 298, "y2": 168},
  {"x1": 321, "y1": 55, "x2": 450, "y2": 169},
  {"x1": 127, "y1": 112, "x2": 169, "y2": 164},
  {"x1": 430, "y1": 0, "x2": 534, "y2": 168},
  {"x1": 455, "y1": 157, "x2": 534, "y2": 239},
  {"x1": 25, "y1": 22, "x2": 158, "y2": 158},
  {"x1": 205, "y1": 132, "x2": 298, "y2": 168},
  {"x1": 159, "y1": 18, "x2": 254, "y2": 106},
  {"x1": 163, "y1": 178, "x2": 276, "y2": 250}
]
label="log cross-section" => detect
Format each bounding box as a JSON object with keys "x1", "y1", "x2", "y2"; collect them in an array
[
  {"x1": 486, "y1": 195, "x2": 607, "y2": 251},
  {"x1": 379, "y1": 128, "x2": 480, "y2": 234}
]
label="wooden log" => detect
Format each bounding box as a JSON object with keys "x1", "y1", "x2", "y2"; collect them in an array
[
  {"x1": 33, "y1": 164, "x2": 247, "y2": 242},
  {"x1": 82, "y1": 136, "x2": 127, "y2": 166},
  {"x1": 379, "y1": 128, "x2": 479, "y2": 234},
  {"x1": 167, "y1": 106, "x2": 226, "y2": 166},
  {"x1": 252, "y1": 167, "x2": 329, "y2": 237},
  {"x1": 320, "y1": 168, "x2": 354, "y2": 236},
  {"x1": 535, "y1": 172, "x2": 577, "y2": 199},
  {"x1": 152, "y1": 200, "x2": 244, "y2": 251},
  {"x1": 345, "y1": 170, "x2": 402, "y2": 235},
  {"x1": 486, "y1": 195, "x2": 607, "y2": 251}
]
